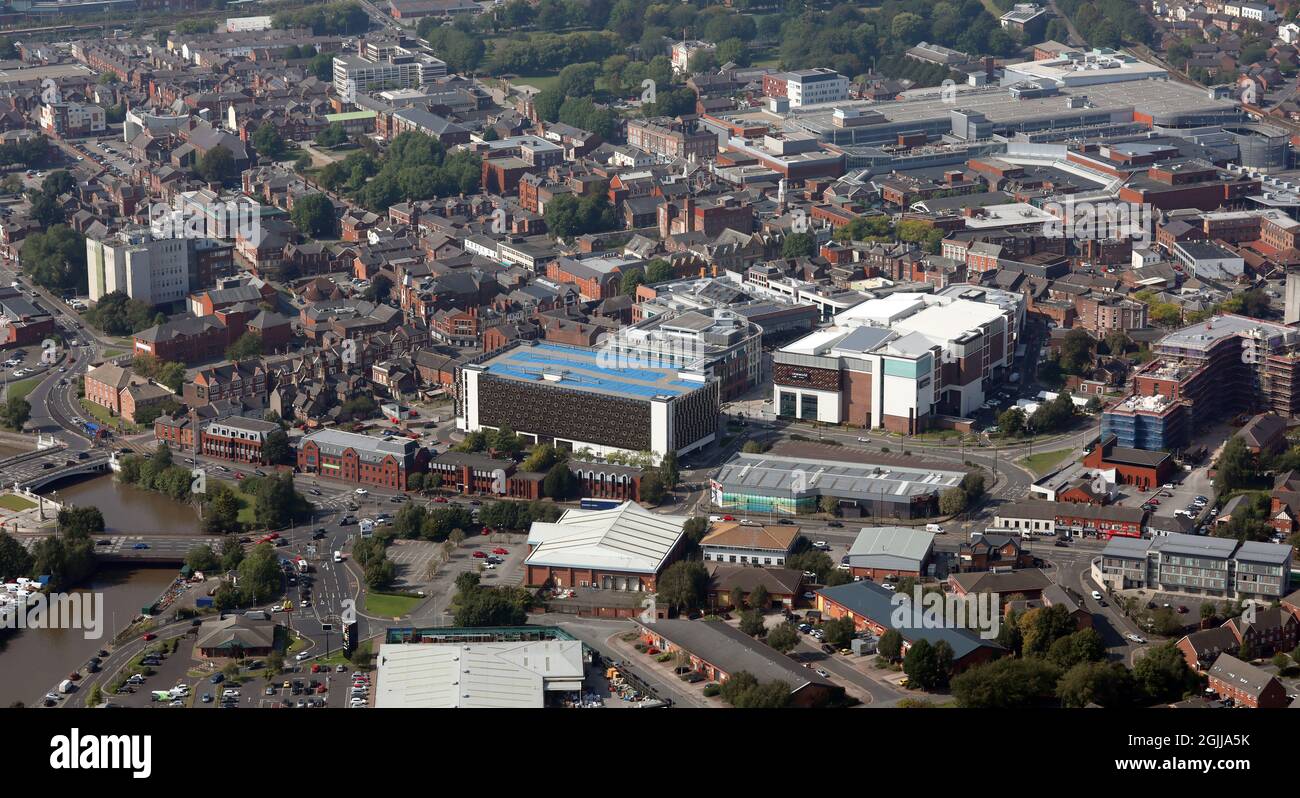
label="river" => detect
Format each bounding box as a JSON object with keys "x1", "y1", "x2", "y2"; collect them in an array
[
  {"x1": 0, "y1": 565, "x2": 178, "y2": 705},
  {"x1": 46, "y1": 472, "x2": 204, "y2": 534},
  {"x1": 0, "y1": 473, "x2": 204, "y2": 706}
]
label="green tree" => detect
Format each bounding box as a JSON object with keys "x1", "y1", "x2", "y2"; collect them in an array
[
  {"x1": 252, "y1": 124, "x2": 287, "y2": 159},
  {"x1": 781, "y1": 232, "x2": 816, "y2": 258},
  {"x1": 951, "y1": 657, "x2": 1062, "y2": 708},
  {"x1": 1133, "y1": 643, "x2": 1199, "y2": 705},
  {"x1": 767, "y1": 622, "x2": 799, "y2": 653},
  {"x1": 639, "y1": 471, "x2": 666, "y2": 505},
  {"x1": 739, "y1": 608, "x2": 766, "y2": 636},
  {"x1": 1057, "y1": 661, "x2": 1137, "y2": 708},
  {"x1": 226, "y1": 332, "x2": 264, "y2": 361},
  {"x1": 939, "y1": 487, "x2": 967, "y2": 516},
  {"x1": 822, "y1": 614, "x2": 856, "y2": 648},
  {"x1": 196, "y1": 145, "x2": 236, "y2": 184},
  {"x1": 185, "y1": 544, "x2": 219, "y2": 572},
  {"x1": 655, "y1": 559, "x2": 709, "y2": 612},
  {"x1": 237, "y1": 543, "x2": 282, "y2": 604},
  {"x1": 262, "y1": 429, "x2": 291, "y2": 465},
  {"x1": 0, "y1": 396, "x2": 30, "y2": 430},
  {"x1": 997, "y1": 407, "x2": 1027, "y2": 437},
  {"x1": 878, "y1": 628, "x2": 903, "y2": 662},
  {"x1": 290, "y1": 193, "x2": 337, "y2": 238}
]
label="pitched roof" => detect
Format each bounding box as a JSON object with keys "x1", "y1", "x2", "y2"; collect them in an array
[
  {"x1": 817, "y1": 580, "x2": 1004, "y2": 660},
  {"x1": 700, "y1": 521, "x2": 799, "y2": 552},
  {"x1": 1208, "y1": 653, "x2": 1281, "y2": 699},
  {"x1": 525, "y1": 502, "x2": 687, "y2": 575},
  {"x1": 638, "y1": 619, "x2": 835, "y2": 694}
]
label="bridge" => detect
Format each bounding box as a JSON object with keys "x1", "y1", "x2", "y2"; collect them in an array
[
  {"x1": 16, "y1": 533, "x2": 224, "y2": 564},
  {"x1": 0, "y1": 447, "x2": 114, "y2": 491}
]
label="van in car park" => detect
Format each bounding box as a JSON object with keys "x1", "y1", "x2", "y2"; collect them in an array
[{"x1": 925, "y1": 523, "x2": 944, "y2": 534}]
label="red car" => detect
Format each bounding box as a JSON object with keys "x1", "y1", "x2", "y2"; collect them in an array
[
  {"x1": 141, "y1": 633, "x2": 156, "y2": 641},
  {"x1": 481, "y1": 527, "x2": 492, "y2": 536},
  {"x1": 1147, "y1": 499, "x2": 1159, "y2": 505},
  {"x1": 266, "y1": 532, "x2": 279, "y2": 540},
  {"x1": 316, "y1": 685, "x2": 328, "y2": 694},
  {"x1": 723, "y1": 515, "x2": 735, "y2": 521},
  {"x1": 433, "y1": 497, "x2": 448, "y2": 503},
  {"x1": 472, "y1": 551, "x2": 487, "y2": 558},
  {"x1": 492, "y1": 547, "x2": 508, "y2": 555},
  {"x1": 310, "y1": 664, "x2": 321, "y2": 673},
  {"x1": 235, "y1": 472, "x2": 245, "y2": 480}
]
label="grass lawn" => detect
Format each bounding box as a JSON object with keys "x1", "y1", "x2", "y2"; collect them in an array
[
  {"x1": 0, "y1": 494, "x2": 36, "y2": 511},
  {"x1": 7, "y1": 376, "x2": 42, "y2": 402},
  {"x1": 101, "y1": 348, "x2": 125, "y2": 358},
  {"x1": 1018, "y1": 448, "x2": 1075, "y2": 475},
  {"x1": 364, "y1": 592, "x2": 422, "y2": 618},
  {"x1": 79, "y1": 398, "x2": 139, "y2": 433}
]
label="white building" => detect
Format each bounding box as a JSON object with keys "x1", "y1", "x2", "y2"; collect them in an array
[
  {"x1": 86, "y1": 229, "x2": 192, "y2": 306},
  {"x1": 783, "y1": 68, "x2": 849, "y2": 107},
  {"x1": 1239, "y1": 1, "x2": 1277, "y2": 21},
  {"x1": 671, "y1": 39, "x2": 716, "y2": 75},
  {"x1": 374, "y1": 640, "x2": 585, "y2": 708},
  {"x1": 332, "y1": 49, "x2": 447, "y2": 103},
  {"x1": 771, "y1": 286, "x2": 1024, "y2": 430}
]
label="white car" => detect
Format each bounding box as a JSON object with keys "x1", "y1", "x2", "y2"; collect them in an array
[
  {"x1": 857, "y1": 437, "x2": 869, "y2": 443},
  {"x1": 295, "y1": 651, "x2": 310, "y2": 661},
  {"x1": 813, "y1": 541, "x2": 829, "y2": 550},
  {"x1": 1127, "y1": 633, "x2": 1147, "y2": 644},
  {"x1": 355, "y1": 488, "x2": 368, "y2": 495},
  {"x1": 1091, "y1": 590, "x2": 1103, "y2": 601},
  {"x1": 881, "y1": 583, "x2": 896, "y2": 591}
]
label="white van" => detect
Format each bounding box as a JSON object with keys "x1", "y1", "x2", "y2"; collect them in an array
[
  {"x1": 333, "y1": 550, "x2": 343, "y2": 563},
  {"x1": 925, "y1": 523, "x2": 944, "y2": 534}
]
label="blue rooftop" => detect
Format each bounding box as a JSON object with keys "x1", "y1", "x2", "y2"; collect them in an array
[
  {"x1": 817, "y1": 580, "x2": 1004, "y2": 660},
  {"x1": 480, "y1": 342, "x2": 705, "y2": 399}
]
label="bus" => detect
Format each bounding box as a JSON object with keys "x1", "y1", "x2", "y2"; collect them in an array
[{"x1": 579, "y1": 499, "x2": 622, "y2": 510}]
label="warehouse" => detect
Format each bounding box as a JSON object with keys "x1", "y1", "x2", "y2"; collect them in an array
[{"x1": 710, "y1": 444, "x2": 969, "y2": 518}]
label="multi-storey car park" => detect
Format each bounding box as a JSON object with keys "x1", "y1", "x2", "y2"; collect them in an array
[{"x1": 457, "y1": 340, "x2": 720, "y2": 464}]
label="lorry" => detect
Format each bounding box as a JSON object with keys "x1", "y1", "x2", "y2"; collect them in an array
[{"x1": 58, "y1": 679, "x2": 76, "y2": 694}]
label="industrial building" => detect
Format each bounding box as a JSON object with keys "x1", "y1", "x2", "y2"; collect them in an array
[
  {"x1": 457, "y1": 341, "x2": 720, "y2": 463},
  {"x1": 373, "y1": 640, "x2": 586, "y2": 708},
  {"x1": 710, "y1": 444, "x2": 969, "y2": 518}
]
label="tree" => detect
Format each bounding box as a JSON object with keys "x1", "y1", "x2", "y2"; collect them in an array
[
  {"x1": 316, "y1": 123, "x2": 350, "y2": 148},
  {"x1": 1019, "y1": 604, "x2": 1079, "y2": 657},
  {"x1": 767, "y1": 622, "x2": 799, "y2": 653},
  {"x1": 1057, "y1": 328, "x2": 1096, "y2": 375},
  {"x1": 639, "y1": 471, "x2": 666, "y2": 505},
  {"x1": 185, "y1": 544, "x2": 219, "y2": 572},
  {"x1": 620, "y1": 268, "x2": 646, "y2": 296},
  {"x1": 749, "y1": 583, "x2": 770, "y2": 611},
  {"x1": 903, "y1": 638, "x2": 947, "y2": 690},
  {"x1": 42, "y1": 169, "x2": 75, "y2": 197},
  {"x1": 1057, "y1": 661, "x2": 1137, "y2": 708},
  {"x1": 1133, "y1": 643, "x2": 1199, "y2": 705},
  {"x1": 85, "y1": 291, "x2": 156, "y2": 335},
  {"x1": 878, "y1": 629, "x2": 904, "y2": 662},
  {"x1": 717, "y1": 670, "x2": 792, "y2": 708},
  {"x1": 739, "y1": 608, "x2": 766, "y2": 637},
  {"x1": 939, "y1": 487, "x2": 967, "y2": 516},
  {"x1": 658, "y1": 451, "x2": 679, "y2": 491},
  {"x1": 1047, "y1": 628, "x2": 1106, "y2": 669},
  {"x1": 290, "y1": 193, "x2": 337, "y2": 238},
  {"x1": 262, "y1": 429, "x2": 291, "y2": 465},
  {"x1": 196, "y1": 145, "x2": 236, "y2": 184},
  {"x1": 21, "y1": 225, "x2": 86, "y2": 294},
  {"x1": 226, "y1": 332, "x2": 264, "y2": 362},
  {"x1": 0, "y1": 531, "x2": 34, "y2": 580},
  {"x1": 728, "y1": 585, "x2": 745, "y2": 610},
  {"x1": 655, "y1": 560, "x2": 709, "y2": 612},
  {"x1": 822, "y1": 615, "x2": 856, "y2": 648},
  {"x1": 781, "y1": 232, "x2": 816, "y2": 258},
  {"x1": 0, "y1": 396, "x2": 30, "y2": 430},
  {"x1": 644, "y1": 258, "x2": 673, "y2": 283},
  {"x1": 542, "y1": 462, "x2": 575, "y2": 500},
  {"x1": 951, "y1": 657, "x2": 1062, "y2": 708},
  {"x1": 237, "y1": 543, "x2": 282, "y2": 604},
  {"x1": 252, "y1": 124, "x2": 287, "y2": 159},
  {"x1": 997, "y1": 407, "x2": 1027, "y2": 437},
  {"x1": 1214, "y1": 436, "x2": 1255, "y2": 495}
]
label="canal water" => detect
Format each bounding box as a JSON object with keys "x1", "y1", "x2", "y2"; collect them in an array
[{"x1": 0, "y1": 473, "x2": 204, "y2": 705}]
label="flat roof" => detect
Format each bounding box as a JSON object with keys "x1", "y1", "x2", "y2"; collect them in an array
[
  {"x1": 781, "y1": 79, "x2": 1235, "y2": 133},
  {"x1": 714, "y1": 451, "x2": 966, "y2": 501},
  {"x1": 374, "y1": 640, "x2": 585, "y2": 708},
  {"x1": 477, "y1": 342, "x2": 707, "y2": 399},
  {"x1": 526, "y1": 502, "x2": 687, "y2": 575}
]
